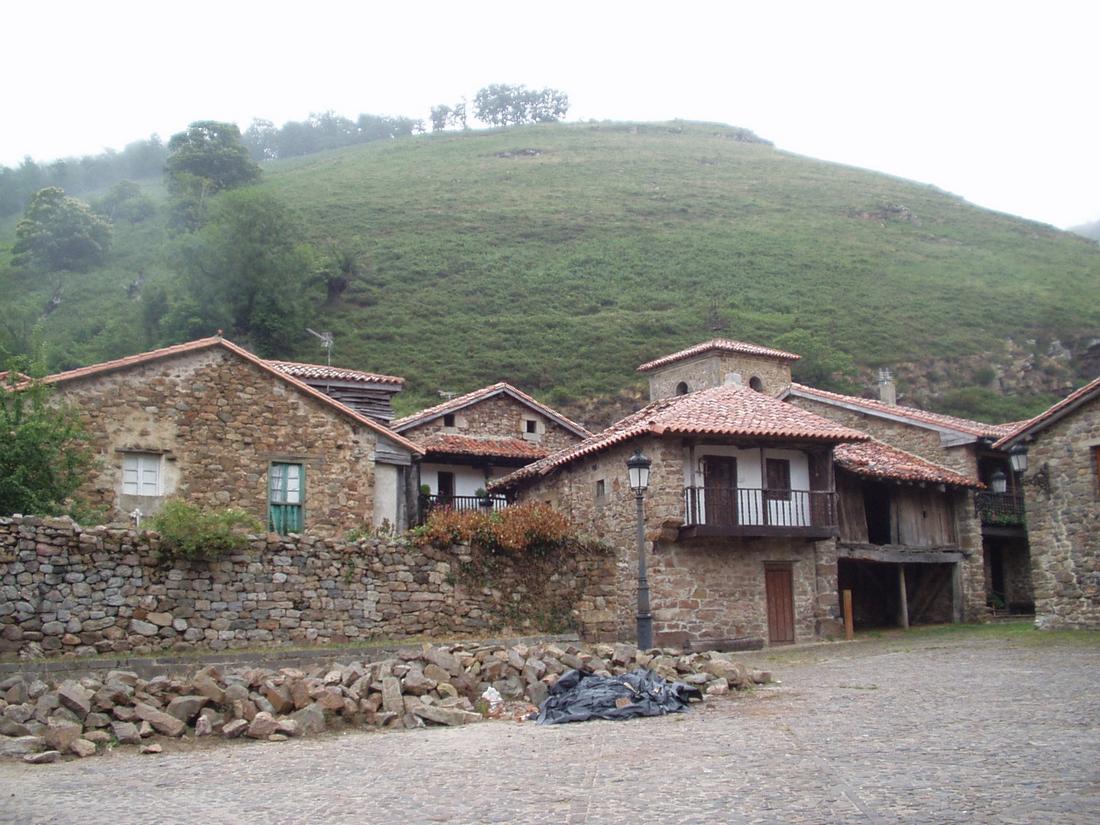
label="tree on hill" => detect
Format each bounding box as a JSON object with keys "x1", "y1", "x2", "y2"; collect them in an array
[
  {"x1": 92, "y1": 180, "x2": 156, "y2": 224},
  {"x1": 0, "y1": 365, "x2": 95, "y2": 518},
  {"x1": 164, "y1": 190, "x2": 313, "y2": 356},
  {"x1": 473, "y1": 84, "x2": 569, "y2": 126},
  {"x1": 11, "y1": 187, "x2": 112, "y2": 272},
  {"x1": 164, "y1": 121, "x2": 260, "y2": 229}
]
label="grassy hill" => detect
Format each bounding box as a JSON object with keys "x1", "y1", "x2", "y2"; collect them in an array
[
  {"x1": 1070, "y1": 219, "x2": 1100, "y2": 242},
  {"x1": 3, "y1": 121, "x2": 1099, "y2": 424}
]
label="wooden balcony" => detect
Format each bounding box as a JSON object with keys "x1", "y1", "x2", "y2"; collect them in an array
[
  {"x1": 975, "y1": 491, "x2": 1026, "y2": 536},
  {"x1": 681, "y1": 486, "x2": 838, "y2": 539}
]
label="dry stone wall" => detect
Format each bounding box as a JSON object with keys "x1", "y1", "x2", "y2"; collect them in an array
[{"x1": 0, "y1": 517, "x2": 618, "y2": 660}]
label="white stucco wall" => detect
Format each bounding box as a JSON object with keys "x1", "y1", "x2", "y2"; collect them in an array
[
  {"x1": 682, "y1": 446, "x2": 813, "y2": 526},
  {"x1": 420, "y1": 463, "x2": 511, "y2": 496}
]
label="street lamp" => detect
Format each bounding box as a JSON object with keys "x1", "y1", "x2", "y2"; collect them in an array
[
  {"x1": 1009, "y1": 444, "x2": 1029, "y2": 474},
  {"x1": 990, "y1": 468, "x2": 1008, "y2": 495},
  {"x1": 626, "y1": 448, "x2": 653, "y2": 650}
]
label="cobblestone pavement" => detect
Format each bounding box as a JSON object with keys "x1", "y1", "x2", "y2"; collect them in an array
[{"x1": 2, "y1": 630, "x2": 1099, "y2": 824}]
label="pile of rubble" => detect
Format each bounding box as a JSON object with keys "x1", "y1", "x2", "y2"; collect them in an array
[{"x1": 0, "y1": 641, "x2": 771, "y2": 763}]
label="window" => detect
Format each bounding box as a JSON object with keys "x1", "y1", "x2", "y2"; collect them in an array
[
  {"x1": 749, "y1": 376, "x2": 764, "y2": 392},
  {"x1": 443, "y1": 413, "x2": 455, "y2": 428},
  {"x1": 765, "y1": 458, "x2": 791, "y2": 501},
  {"x1": 122, "y1": 453, "x2": 161, "y2": 496},
  {"x1": 675, "y1": 381, "x2": 689, "y2": 396},
  {"x1": 525, "y1": 419, "x2": 538, "y2": 434},
  {"x1": 595, "y1": 479, "x2": 606, "y2": 500},
  {"x1": 269, "y1": 462, "x2": 304, "y2": 533}
]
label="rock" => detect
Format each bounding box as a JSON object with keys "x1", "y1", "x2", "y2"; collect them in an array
[
  {"x1": 0, "y1": 718, "x2": 33, "y2": 737},
  {"x1": 323, "y1": 670, "x2": 343, "y2": 686},
  {"x1": 194, "y1": 716, "x2": 213, "y2": 737},
  {"x1": 526, "y1": 681, "x2": 549, "y2": 708},
  {"x1": 424, "y1": 646, "x2": 462, "y2": 676},
  {"x1": 381, "y1": 676, "x2": 403, "y2": 716},
  {"x1": 112, "y1": 705, "x2": 136, "y2": 722},
  {"x1": 422, "y1": 663, "x2": 451, "y2": 684},
  {"x1": 70, "y1": 738, "x2": 97, "y2": 758},
  {"x1": 4, "y1": 704, "x2": 34, "y2": 724},
  {"x1": 313, "y1": 689, "x2": 345, "y2": 713},
  {"x1": 246, "y1": 712, "x2": 279, "y2": 739},
  {"x1": 191, "y1": 674, "x2": 226, "y2": 705},
  {"x1": 140, "y1": 743, "x2": 162, "y2": 754},
  {"x1": 706, "y1": 681, "x2": 731, "y2": 697},
  {"x1": 111, "y1": 720, "x2": 141, "y2": 745},
  {"x1": 23, "y1": 750, "x2": 60, "y2": 764},
  {"x1": 138, "y1": 721, "x2": 155, "y2": 738},
  {"x1": 133, "y1": 702, "x2": 186, "y2": 737},
  {"x1": 267, "y1": 733, "x2": 288, "y2": 742},
  {"x1": 702, "y1": 660, "x2": 750, "y2": 688},
  {"x1": 612, "y1": 643, "x2": 638, "y2": 666},
  {"x1": 57, "y1": 681, "x2": 93, "y2": 718},
  {"x1": 411, "y1": 704, "x2": 483, "y2": 726},
  {"x1": 44, "y1": 718, "x2": 83, "y2": 752},
  {"x1": 437, "y1": 683, "x2": 459, "y2": 700},
  {"x1": 84, "y1": 730, "x2": 112, "y2": 745},
  {"x1": 289, "y1": 704, "x2": 326, "y2": 735},
  {"x1": 93, "y1": 684, "x2": 133, "y2": 711},
  {"x1": 222, "y1": 719, "x2": 248, "y2": 739},
  {"x1": 0, "y1": 736, "x2": 44, "y2": 757},
  {"x1": 146, "y1": 612, "x2": 173, "y2": 627},
  {"x1": 262, "y1": 683, "x2": 294, "y2": 715},
  {"x1": 84, "y1": 712, "x2": 111, "y2": 729},
  {"x1": 275, "y1": 718, "x2": 300, "y2": 737},
  {"x1": 289, "y1": 680, "x2": 313, "y2": 710},
  {"x1": 750, "y1": 670, "x2": 772, "y2": 685},
  {"x1": 402, "y1": 668, "x2": 437, "y2": 696},
  {"x1": 130, "y1": 619, "x2": 159, "y2": 637},
  {"x1": 106, "y1": 671, "x2": 140, "y2": 687}
]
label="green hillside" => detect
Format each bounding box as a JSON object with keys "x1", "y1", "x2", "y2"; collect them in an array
[{"x1": 3, "y1": 121, "x2": 1099, "y2": 423}]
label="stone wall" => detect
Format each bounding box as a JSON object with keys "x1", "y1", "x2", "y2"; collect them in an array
[
  {"x1": 647, "y1": 353, "x2": 793, "y2": 401},
  {"x1": 0, "y1": 516, "x2": 618, "y2": 660},
  {"x1": 1020, "y1": 395, "x2": 1100, "y2": 629},
  {"x1": 404, "y1": 394, "x2": 583, "y2": 455},
  {"x1": 53, "y1": 347, "x2": 386, "y2": 536}
]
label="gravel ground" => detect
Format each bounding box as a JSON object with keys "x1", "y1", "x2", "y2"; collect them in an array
[{"x1": 1, "y1": 628, "x2": 1098, "y2": 824}]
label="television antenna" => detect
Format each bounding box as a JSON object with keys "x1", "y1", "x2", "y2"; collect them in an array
[{"x1": 306, "y1": 328, "x2": 334, "y2": 365}]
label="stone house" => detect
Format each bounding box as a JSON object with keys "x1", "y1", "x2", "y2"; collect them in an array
[
  {"x1": 994, "y1": 376, "x2": 1100, "y2": 629},
  {"x1": 390, "y1": 382, "x2": 590, "y2": 513},
  {"x1": 41, "y1": 336, "x2": 423, "y2": 535},
  {"x1": 784, "y1": 380, "x2": 1030, "y2": 615},
  {"x1": 266, "y1": 361, "x2": 405, "y2": 424},
  {"x1": 493, "y1": 340, "x2": 872, "y2": 647}
]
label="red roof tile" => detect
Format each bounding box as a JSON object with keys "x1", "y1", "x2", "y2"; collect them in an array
[
  {"x1": 835, "y1": 440, "x2": 981, "y2": 488},
  {"x1": 493, "y1": 384, "x2": 868, "y2": 489},
  {"x1": 420, "y1": 434, "x2": 549, "y2": 460},
  {"x1": 994, "y1": 375, "x2": 1100, "y2": 448},
  {"x1": 788, "y1": 383, "x2": 1016, "y2": 439},
  {"x1": 637, "y1": 339, "x2": 801, "y2": 372},
  {"x1": 39, "y1": 336, "x2": 423, "y2": 455},
  {"x1": 266, "y1": 361, "x2": 404, "y2": 386},
  {"x1": 392, "y1": 382, "x2": 591, "y2": 438}
]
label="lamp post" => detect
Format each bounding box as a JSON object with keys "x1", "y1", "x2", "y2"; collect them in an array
[{"x1": 626, "y1": 448, "x2": 653, "y2": 650}]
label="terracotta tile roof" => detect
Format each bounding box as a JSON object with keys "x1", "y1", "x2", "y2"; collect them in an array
[
  {"x1": 420, "y1": 434, "x2": 549, "y2": 460},
  {"x1": 266, "y1": 361, "x2": 404, "y2": 386},
  {"x1": 392, "y1": 382, "x2": 591, "y2": 438},
  {"x1": 787, "y1": 383, "x2": 1016, "y2": 439},
  {"x1": 492, "y1": 384, "x2": 868, "y2": 490},
  {"x1": 637, "y1": 338, "x2": 801, "y2": 372},
  {"x1": 994, "y1": 375, "x2": 1100, "y2": 448},
  {"x1": 39, "y1": 336, "x2": 423, "y2": 456},
  {"x1": 835, "y1": 439, "x2": 981, "y2": 488}
]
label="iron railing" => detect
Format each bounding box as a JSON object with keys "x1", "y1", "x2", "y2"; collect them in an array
[
  {"x1": 975, "y1": 491, "x2": 1026, "y2": 527},
  {"x1": 683, "y1": 486, "x2": 837, "y2": 529},
  {"x1": 418, "y1": 494, "x2": 509, "y2": 523}
]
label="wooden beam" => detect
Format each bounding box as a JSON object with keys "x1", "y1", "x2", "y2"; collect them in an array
[
  {"x1": 837, "y1": 543, "x2": 964, "y2": 565},
  {"x1": 898, "y1": 565, "x2": 909, "y2": 629},
  {"x1": 843, "y1": 589, "x2": 854, "y2": 641},
  {"x1": 951, "y1": 562, "x2": 963, "y2": 624}
]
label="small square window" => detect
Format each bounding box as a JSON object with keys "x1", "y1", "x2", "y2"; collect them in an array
[
  {"x1": 525, "y1": 419, "x2": 538, "y2": 434},
  {"x1": 443, "y1": 413, "x2": 455, "y2": 428},
  {"x1": 122, "y1": 453, "x2": 161, "y2": 497}
]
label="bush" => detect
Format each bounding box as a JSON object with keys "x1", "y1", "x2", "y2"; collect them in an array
[
  {"x1": 412, "y1": 502, "x2": 574, "y2": 555},
  {"x1": 148, "y1": 499, "x2": 261, "y2": 563}
]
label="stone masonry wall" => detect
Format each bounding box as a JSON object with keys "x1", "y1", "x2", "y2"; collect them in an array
[
  {"x1": 0, "y1": 517, "x2": 618, "y2": 659},
  {"x1": 54, "y1": 348, "x2": 379, "y2": 536},
  {"x1": 647, "y1": 353, "x2": 793, "y2": 401},
  {"x1": 405, "y1": 395, "x2": 583, "y2": 455},
  {"x1": 1021, "y1": 395, "x2": 1100, "y2": 629}
]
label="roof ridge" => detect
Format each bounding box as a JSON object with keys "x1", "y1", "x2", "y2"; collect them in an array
[
  {"x1": 993, "y1": 374, "x2": 1100, "y2": 448},
  {"x1": 637, "y1": 338, "x2": 801, "y2": 372},
  {"x1": 392, "y1": 381, "x2": 590, "y2": 437}
]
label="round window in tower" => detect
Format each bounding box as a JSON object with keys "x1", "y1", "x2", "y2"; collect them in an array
[
  {"x1": 748, "y1": 376, "x2": 764, "y2": 391},
  {"x1": 675, "y1": 381, "x2": 689, "y2": 396}
]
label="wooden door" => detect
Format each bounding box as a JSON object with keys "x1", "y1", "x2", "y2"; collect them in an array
[
  {"x1": 703, "y1": 457, "x2": 737, "y2": 527},
  {"x1": 765, "y1": 564, "x2": 795, "y2": 644}
]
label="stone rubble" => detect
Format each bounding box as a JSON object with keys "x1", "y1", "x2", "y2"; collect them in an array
[{"x1": 0, "y1": 640, "x2": 771, "y2": 762}]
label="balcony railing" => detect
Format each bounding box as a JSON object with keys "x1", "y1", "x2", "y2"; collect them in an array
[
  {"x1": 975, "y1": 491, "x2": 1026, "y2": 528},
  {"x1": 417, "y1": 494, "x2": 509, "y2": 523},
  {"x1": 682, "y1": 486, "x2": 837, "y2": 538}
]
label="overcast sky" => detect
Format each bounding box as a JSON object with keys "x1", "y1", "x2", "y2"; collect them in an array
[{"x1": 4, "y1": 1, "x2": 1098, "y2": 228}]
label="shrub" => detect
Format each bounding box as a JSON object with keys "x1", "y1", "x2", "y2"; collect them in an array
[
  {"x1": 412, "y1": 502, "x2": 574, "y2": 555},
  {"x1": 148, "y1": 499, "x2": 261, "y2": 563}
]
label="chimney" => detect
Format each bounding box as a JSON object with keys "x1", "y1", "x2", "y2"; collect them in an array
[{"x1": 878, "y1": 368, "x2": 896, "y2": 405}]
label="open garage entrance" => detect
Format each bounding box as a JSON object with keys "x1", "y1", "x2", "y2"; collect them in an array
[{"x1": 838, "y1": 557, "x2": 959, "y2": 629}]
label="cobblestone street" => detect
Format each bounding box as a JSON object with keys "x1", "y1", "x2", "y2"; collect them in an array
[{"x1": 2, "y1": 628, "x2": 1098, "y2": 824}]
